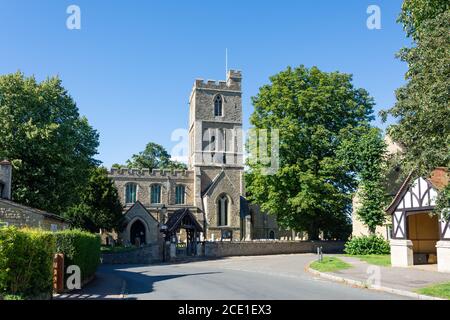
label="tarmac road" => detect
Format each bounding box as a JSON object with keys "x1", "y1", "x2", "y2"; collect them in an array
[{"x1": 56, "y1": 254, "x2": 410, "y2": 300}]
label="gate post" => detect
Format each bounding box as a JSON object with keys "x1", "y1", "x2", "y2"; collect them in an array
[
  {"x1": 53, "y1": 253, "x2": 64, "y2": 293},
  {"x1": 170, "y1": 242, "x2": 176, "y2": 259},
  {"x1": 390, "y1": 239, "x2": 413, "y2": 267},
  {"x1": 196, "y1": 241, "x2": 203, "y2": 257}
]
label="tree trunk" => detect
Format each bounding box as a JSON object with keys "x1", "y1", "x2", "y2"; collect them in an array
[{"x1": 308, "y1": 223, "x2": 320, "y2": 240}]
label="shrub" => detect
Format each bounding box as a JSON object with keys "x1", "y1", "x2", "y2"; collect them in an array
[
  {"x1": 0, "y1": 227, "x2": 55, "y2": 298},
  {"x1": 54, "y1": 229, "x2": 101, "y2": 284},
  {"x1": 2, "y1": 294, "x2": 25, "y2": 300},
  {"x1": 344, "y1": 235, "x2": 390, "y2": 255}
]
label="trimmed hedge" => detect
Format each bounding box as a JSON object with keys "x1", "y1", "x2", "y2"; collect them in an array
[
  {"x1": 344, "y1": 235, "x2": 390, "y2": 255},
  {"x1": 54, "y1": 229, "x2": 101, "y2": 283},
  {"x1": 0, "y1": 227, "x2": 101, "y2": 299},
  {"x1": 0, "y1": 227, "x2": 55, "y2": 299}
]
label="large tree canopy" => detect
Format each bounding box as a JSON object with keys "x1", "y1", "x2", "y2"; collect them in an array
[
  {"x1": 0, "y1": 72, "x2": 99, "y2": 214},
  {"x1": 246, "y1": 66, "x2": 377, "y2": 240},
  {"x1": 338, "y1": 127, "x2": 388, "y2": 234},
  {"x1": 383, "y1": 1, "x2": 449, "y2": 218},
  {"x1": 398, "y1": 0, "x2": 449, "y2": 39},
  {"x1": 125, "y1": 142, "x2": 187, "y2": 170},
  {"x1": 64, "y1": 167, "x2": 123, "y2": 233},
  {"x1": 382, "y1": 2, "x2": 449, "y2": 175}
]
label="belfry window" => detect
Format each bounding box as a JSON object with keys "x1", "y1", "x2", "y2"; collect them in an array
[
  {"x1": 214, "y1": 95, "x2": 223, "y2": 117},
  {"x1": 125, "y1": 183, "x2": 137, "y2": 204},
  {"x1": 217, "y1": 195, "x2": 229, "y2": 226},
  {"x1": 151, "y1": 184, "x2": 161, "y2": 204}
]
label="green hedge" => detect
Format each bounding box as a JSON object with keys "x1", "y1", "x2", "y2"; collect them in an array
[
  {"x1": 344, "y1": 235, "x2": 390, "y2": 255},
  {"x1": 0, "y1": 227, "x2": 101, "y2": 299},
  {"x1": 54, "y1": 229, "x2": 101, "y2": 283},
  {"x1": 0, "y1": 227, "x2": 55, "y2": 299}
]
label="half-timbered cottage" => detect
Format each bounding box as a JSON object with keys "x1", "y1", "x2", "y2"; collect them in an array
[{"x1": 386, "y1": 168, "x2": 449, "y2": 272}]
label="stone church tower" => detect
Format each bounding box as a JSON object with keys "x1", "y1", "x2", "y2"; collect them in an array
[
  {"x1": 108, "y1": 70, "x2": 253, "y2": 245},
  {"x1": 188, "y1": 70, "x2": 245, "y2": 240}
]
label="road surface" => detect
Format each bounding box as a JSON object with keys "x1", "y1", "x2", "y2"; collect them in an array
[{"x1": 56, "y1": 254, "x2": 409, "y2": 300}]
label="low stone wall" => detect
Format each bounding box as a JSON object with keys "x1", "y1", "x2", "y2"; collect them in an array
[
  {"x1": 204, "y1": 240, "x2": 345, "y2": 258},
  {"x1": 101, "y1": 241, "x2": 345, "y2": 263},
  {"x1": 101, "y1": 244, "x2": 161, "y2": 264}
]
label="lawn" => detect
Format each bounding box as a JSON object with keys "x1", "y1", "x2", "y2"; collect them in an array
[
  {"x1": 346, "y1": 255, "x2": 391, "y2": 266},
  {"x1": 310, "y1": 257, "x2": 352, "y2": 272},
  {"x1": 417, "y1": 282, "x2": 450, "y2": 299}
]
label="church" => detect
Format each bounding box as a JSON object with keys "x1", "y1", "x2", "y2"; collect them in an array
[{"x1": 108, "y1": 71, "x2": 294, "y2": 247}]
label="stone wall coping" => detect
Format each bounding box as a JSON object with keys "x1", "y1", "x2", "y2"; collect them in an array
[
  {"x1": 436, "y1": 240, "x2": 450, "y2": 248},
  {"x1": 390, "y1": 239, "x2": 413, "y2": 246},
  {"x1": 205, "y1": 240, "x2": 344, "y2": 244}
]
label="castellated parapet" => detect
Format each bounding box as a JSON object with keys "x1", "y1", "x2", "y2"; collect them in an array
[
  {"x1": 109, "y1": 168, "x2": 193, "y2": 179},
  {"x1": 109, "y1": 168, "x2": 195, "y2": 208},
  {"x1": 192, "y1": 70, "x2": 242, "y2": 94}
]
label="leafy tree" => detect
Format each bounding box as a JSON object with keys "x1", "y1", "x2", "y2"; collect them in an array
[
  {"x1": 382, "y1": 1, "x2": 449, "y2": 218},
  {"x1": 165, "y1": 160, "x2": 189, "y2": 170},
  {"x1": 382, "y1": 3, "x2": 449, "y2": 176},
  {"x1": 398, "y1": 0, "x2": 449, "y2": 39},
  {"x1": 64, "y1": 167, "x2": 123, "y2": 232},
  {"x1": 246, "y1": 65, "x2": 375, "y2": 240},
  {"x1": 0, "y1": 72, "x2": 99, "y2": 214},
  {"x1": 436, "y1": 184, "x2": 450, "y2": 221},
  {"x1": 338, "y1": 128, "x2": 388, "y2": 234},
  {"x1": 126, "y1": 142, "x2": 187, "y2": 170}
]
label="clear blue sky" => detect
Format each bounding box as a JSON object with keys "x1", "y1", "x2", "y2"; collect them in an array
[{"x1": 0, "y1": 0, "x2": 410, "y2": 168}]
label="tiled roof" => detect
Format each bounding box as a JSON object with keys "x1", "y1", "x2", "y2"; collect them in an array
[{"x1": 0, "y1": 198, "x2": 67, "y2": 222}]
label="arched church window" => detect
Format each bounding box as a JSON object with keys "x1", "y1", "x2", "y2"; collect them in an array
[
  {"x1": 269, "y1": 230, "x2": 275, "y2": 239},
  {"x1": 211, "y1": 135, "x2": 216, "y2": 150},
  {"x1": 175, "y1": 185, "x2": 185, "y2": 205},
  {"x1": 214, "y1": 95, "x2": 223, "y2": 117},
  {"x1": 150, "y1": 184, "x2": 161, "y2": 204},
  {"x1": 125, "y1": 183, "x2": 137, "y2": 204},
  {"x1": 217, "y1": 195, "x2": 229, "y2": 226}
]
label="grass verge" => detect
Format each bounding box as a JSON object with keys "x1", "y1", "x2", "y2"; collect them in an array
[
  {"x1": 416, "y1": 282, "x2": 450, "y2": 300},
  {"x1": 346, "y1": 255, "x2": 391, "y2": 266},
  {"x1": 310, "y1": 257, "x2": 352, "y2": 272}
]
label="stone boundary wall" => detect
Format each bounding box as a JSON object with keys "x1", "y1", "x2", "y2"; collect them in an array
[
  {"x1": 204, "y1": 241, "x2": 345, "y2": 258},
  {"x1": 100, "y1": 241, "x2": 345, "y2": 264},
  {"x1": 101, "y1": 244, "x2": 161, "y2": 265}
]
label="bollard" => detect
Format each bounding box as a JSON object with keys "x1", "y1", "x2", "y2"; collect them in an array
[{"x1": 317, "y1": 246, "x2": 323, "y2": 262}]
